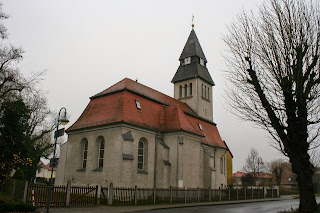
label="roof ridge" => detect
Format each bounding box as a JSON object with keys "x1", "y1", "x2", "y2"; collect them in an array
[{"x1": 183, "y1": 108, "x2": 203, "y2": 135}]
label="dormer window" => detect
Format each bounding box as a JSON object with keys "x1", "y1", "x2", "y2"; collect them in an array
[
  {"x1": 199, "y1": 123, "x2": 203, "y2": 131},
  {"x1": 200, "y1": 58, "x2": 205, "y2": 66},
  {"x1": 135, "y1": 100, "x2": 141, "y2": 110},
  {"x1": 184, "y1": 57, "x2": 191, "y2": 65}
]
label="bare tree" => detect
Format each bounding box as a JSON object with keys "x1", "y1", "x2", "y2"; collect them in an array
[
  {"x1": 269, "y1": 159, "x2": 286, "y2": 186},
  {"x1": 224, "y1": 0, "x2": 320, "y2": 211},
  {"x1": 0, "y1": 3, "x2": 55, "y2": 183},
  {"x1": 242, "y1": 148, "x2": 265, "y2": 185}
]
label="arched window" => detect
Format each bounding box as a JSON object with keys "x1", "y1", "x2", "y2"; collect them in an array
[
  {"x1": 184, "y1": 84, "x2": 187, "y2": 97},
  {"x1": 179, "y1": 85, "x2": 182, "y2": 98},
  {"x1": 138, "y1": 140, "x2": 144, "y2": 170},
  {"x1": 205, "y1": 85, "x2": 207, "y2": 98},
  {"x1": 190, "y1": 83, "x2": 192, "y2": 96},
  {"x1": 82, "y1": 140, "x2": 88, "y2": 168},
  {"x1": 98, "y1": 138, "x2": 105, "y2": 168},
  {"x1": 202, "y1": 84, "x2": 204, "y2": 97},
  {"x1": 220, "y1": 157, "x2": 223, "y2": 174}
]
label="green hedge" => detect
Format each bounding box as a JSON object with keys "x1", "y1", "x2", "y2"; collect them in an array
[
  {"x1": 0, "y1": 192, "x2": 37, "y2": 212},
  {"x1": 0, "y1": 200, "x2": 37, "y2": 212}
]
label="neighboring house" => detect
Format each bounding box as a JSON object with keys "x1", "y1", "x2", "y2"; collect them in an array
[
  {"x1": 224, "y1": 141, "x2": 233, "y2": 185},
  {"x1": 35, "y1": 160, "x2": 56, "y2": 181},
  {"x1": 273, "y1": 162, "x2": 298, "y2": 189},
  {"x1": 233, "y1": 171, "x2": 272, "y2": 186},
  {"x1": 55, "y1": 28, "x2": 232, "y2": 189}
]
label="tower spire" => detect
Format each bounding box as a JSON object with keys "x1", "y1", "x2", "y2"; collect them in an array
[{"x1": 192, "y1": 15, "x2": 194, "y2": 29}]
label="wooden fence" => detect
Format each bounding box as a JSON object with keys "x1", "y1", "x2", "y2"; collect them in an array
[
  {"x1": 26, "y1": 183, "x2": 98, "y2": 207},
  {"x1": 23, "y1": 183, "x2": 279, "y2": 207},
  {"x1": 105, "y1": 184, "x2": 279, "y2": 206}
]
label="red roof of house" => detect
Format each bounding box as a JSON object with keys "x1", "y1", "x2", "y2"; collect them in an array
[
  {"x1": 39, "y1": 160, "x2": 56, "y2": 171},
  {"x1": 233, "y1": 171, "x2": 246, "y2": 178},
  {"x1": 233, "y1": 171, "x2": 272, "y2": 179},
  {"x1": 67, "y1": 78, "x2": 226, "y2": 149}
]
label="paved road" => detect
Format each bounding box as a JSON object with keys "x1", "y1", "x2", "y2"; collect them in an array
[{"x1": 138, "y1": 198, "x2": 320, "y2": 213}]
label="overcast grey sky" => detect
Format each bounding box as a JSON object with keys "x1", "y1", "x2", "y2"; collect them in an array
[{"x1": 3, "y1": 0, "x2": 287, "y2": 172}]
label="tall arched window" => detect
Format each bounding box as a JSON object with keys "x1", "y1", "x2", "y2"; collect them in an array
[
  {"x1": 138, "y1": 140, "x2": 144, "y2": 170},
  {"x1": 202, "y1": 84, "x2": 204, "y2": 97},
  {"x1": 98, "y1": 138, "x2": 105, "y2": 168},
  {"x1": 220, "y1": 157, "x2": 224, "y2": 174},
  {"x1": 205, "y1": 85, "x2": 207, "y2": 98},
  {"x1": 190, "y1": 83, "x2": 192, "y2": 95},
  {"x1": 179, "y1": 85, "x2": 182, "y2": 98},
  {"x1": 82, "y1": 140, "x2": 88, "y2": 168},
  {"x1": 184, "y1": 84, "x2": 187, "y2": 97}
]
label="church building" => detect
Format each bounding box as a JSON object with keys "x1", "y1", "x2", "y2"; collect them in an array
[{"x1": 55, "y1": 28, "x2": 231, "y2": 189}]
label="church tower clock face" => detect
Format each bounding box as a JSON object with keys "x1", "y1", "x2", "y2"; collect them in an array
[
  {"x1": 184, "y1": 57, "x2": 191, "y2": 65},
  {"x1": 200, "y1": 58, "x2": 205, "y2": 66}
]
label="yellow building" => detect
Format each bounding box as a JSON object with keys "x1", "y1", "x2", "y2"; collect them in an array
[{"x1": 224, "y1": 141, "x2": 233, "y2": 185}]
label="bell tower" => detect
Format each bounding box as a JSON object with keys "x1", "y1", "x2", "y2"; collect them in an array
[{"x1": 171, "y1": 28, "x2": 215, "y2": 121}]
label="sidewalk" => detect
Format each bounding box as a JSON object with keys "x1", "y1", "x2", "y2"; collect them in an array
[{"x1": 38, "y1": 196, "x2": 296, "y2": 213}]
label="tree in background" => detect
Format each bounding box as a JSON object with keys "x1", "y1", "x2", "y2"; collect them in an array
[
  {"x1": 269, "y1": 159, "x2": 286, "y2": 186},
  {"x1": 242, "y1": 148, "x2": 265, "y2": 185},
  {"x1": 0, "y1": 3, "x2": 54, "y2": 186},
  {"x1": 224, "y1": 0, "x2": 320, "y2": 211},
  {"x1": 241, "y1": 173, "x2": 254, "y2": 186}
]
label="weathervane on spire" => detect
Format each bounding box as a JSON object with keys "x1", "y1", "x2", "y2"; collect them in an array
[{"x1": 192, "y1": 15, "x2": 195, "y2": 29}]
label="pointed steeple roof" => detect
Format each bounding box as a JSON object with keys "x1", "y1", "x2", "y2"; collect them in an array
[
  {"x1": 172, "y1": 29, "x2": 214, "y2": 86},
  {"x1": 179, "y1": 29, "x2": 207, "y2": 62}
]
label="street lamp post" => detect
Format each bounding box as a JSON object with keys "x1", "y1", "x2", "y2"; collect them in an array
[
  {"x1": 257, "y1": 157, "x2": 264, "y2": 186},
  {"x1": 46, "y1": 107, "x2": 69, "y2": 213}
]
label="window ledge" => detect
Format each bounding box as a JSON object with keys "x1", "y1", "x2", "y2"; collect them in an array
[
  {"x1": 92, "y1": 167, "x2": 103, "y2": 171},
  {"x1": 179, "y1": 95, "x2": 193, "y2": 100},
  {"x1": 77, "y1": 168, "x2": 86, "y2": 171},
  {"x1": 201, "y1": 96, "x2": 210, "y2": 102},
  {"x1": 137, "y1": 170, "x2": 148, "y2": 174}
]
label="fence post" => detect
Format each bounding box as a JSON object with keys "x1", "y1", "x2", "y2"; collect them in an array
[
  {"x1": 170, "y1": 187, "x2": 172, "y2": 204},
  {"x1": 66, "y1": 180, "x2": 71, "y2": 207},
  {"x1": 271, "y1": 186, "x2": 273, "y2": 198},
  {"x1": 95, "y1": 185, "x2": 98, "y2": 205},
  {"x1": 134, "y1": 185, "x2": 137, "y2": 206},
  {"x1": 263, "y1": 187, "x2": 266, "y2": 198},
  {"x1": 23, "y1": 181, "x2": 28, "y2": 203},
  {"x1": 245, "y1": 188, "x2": 246, "y2": 200},
  {"x1": 236, "y1": 188, "x2": 238, "y2": 200},
  {"x1": 228, "y1": 187, "x2": 230, "y2": 200},
  {"x1": 251, "y1": 187, "x2": 253, "y2": 199},
  {"x1": 97, "y1": 185, "x2": 101, "y2": 204},
  {"x1": 153, "y1": 188, "x2": 156, "y2": 204},
  {"x1": 108, "y1": 183, "x2": 113, "y2": 206},
  {"x1": 196, "y1": 187, "x2": 199, "y2": 202},
  {"x1": 219, "y1": 187, "x2": 221, "y2": 201},
  {"x1": 208, "y1": 187, "x2": 211, "y2": 202},
  {"x1": 184, "y1": 187, "x2": 187, "y2": 203},
  {"x1": 258, "y1": 187, "x2": 259, "y2": 198}
]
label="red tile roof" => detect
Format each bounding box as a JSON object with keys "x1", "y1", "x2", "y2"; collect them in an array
[
  {"x1": 233, "y1": 171, "x2": 272, "y2": 179},
  {"x1": 233, "y1": 171, "x2": 246, "y2": 178},
  {"x1": 68, "y1": 78, "x2": 226, "y2": 149}
]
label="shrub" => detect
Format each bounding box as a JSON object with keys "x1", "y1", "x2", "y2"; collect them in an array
[
  {"x1": 12, "y1": 168, "x2": 25, "y2": 181},
  {"x1": 0, "y1": 192, "x2": 37, "y2": 212}
]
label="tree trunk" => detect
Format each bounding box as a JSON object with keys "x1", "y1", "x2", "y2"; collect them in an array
[{"x1": 291, "y1": 152, "x2": 317, "y2": 212}]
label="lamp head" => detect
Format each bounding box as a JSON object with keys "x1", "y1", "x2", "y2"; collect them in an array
[{"x1": 59, "y1": 111, "x2": 69, "y2": 125}]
